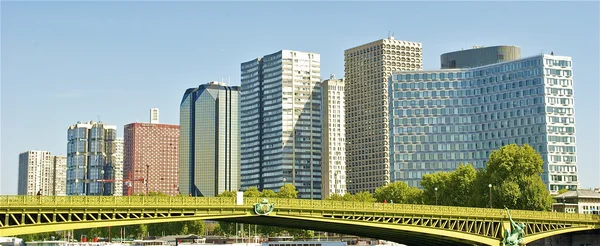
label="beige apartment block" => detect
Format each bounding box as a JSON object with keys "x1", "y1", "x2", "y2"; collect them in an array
[
  {"x1": 344, "y1": 36, "x2": 422, "y2": 194},
  {"x1": 322, "y1": 75, "x2": 346, "y2": 197},
  {"x1": 18, "y1": 150, "x2": 55, "y2": 196},
  {"x1": 52, "y1": 155, "x2": 67, "y2": 196}
]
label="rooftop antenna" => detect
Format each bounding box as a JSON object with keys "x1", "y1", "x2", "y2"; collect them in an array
[
  {"x1": 97, "y1": 115, "x2": 101, "y2": 123},
  {"x1": 388, "y1": 31, "x2": 390, "y2": 39},
  {"x1": 391, "y1": 31, "x2": 394, "y2": 39}
]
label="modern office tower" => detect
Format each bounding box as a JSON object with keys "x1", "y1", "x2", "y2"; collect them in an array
[
  {"x1": 113, "y1": 138, "x2": 124, "y2": 196},
  {"x1": 66, "y1": 121, "x2": 118, "y2": 196},
  {"x1": 241, "y1": 50, "x2": 322, "y2": 199},
  {"x1": 52, "y1": 156, "x2": 67, "y2": 196},
  {"x1": 180, "y1": 82, "x2": 240, "y2": 197},
  {"x1": 322, "y1": 75, "x2": 347, "y2": 197},
  {"x1": 344, "y1": 36, "x2": 423, "y2": 194},
  {"x1": 150, "y1": 108, "x2": 159, "y2": 124},
  {"x1": 441, "y1": 45, "x2": 521, "y2": 69},
  {"x1": 124, "y1": 122, "x2": 179, "y2": 196},
  {"x1": 389, "y1": 53, "x2": 578, "y2": 193},
  {"x1": 18, "y1": 150, "x2": 53, "y2": 195}
]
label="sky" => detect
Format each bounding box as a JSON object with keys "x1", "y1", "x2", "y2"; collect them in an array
[{"x1": 1, "y1": 1, "x2": 599, "y2": 195}]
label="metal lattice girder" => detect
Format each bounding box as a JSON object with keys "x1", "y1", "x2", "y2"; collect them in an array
[{"x1": 1, "y1": 196, "x2": 599, "y2": 246}]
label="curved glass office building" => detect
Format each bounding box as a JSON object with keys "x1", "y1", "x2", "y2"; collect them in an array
[{"x1": 389, "y1": 54, "x2": 578, "y2": 193}]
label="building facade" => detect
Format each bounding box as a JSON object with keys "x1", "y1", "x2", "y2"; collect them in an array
[
  {"x1": 344, "y1": 37, "x2": 423, "y2": 194},
  {"x1": 150, "y1": 108, "x2": 159, "y2": 124},
  {"x1": 241, "y1": 50, "x2": 322, "y2": 199},
  {"x1": 389, "y1": 54, "x2": 578, "y2": 193},
  {"x1": 113, "y1": 138, "x2": 124, "y2": 196},
  {"x1": 440, "y1": 45, "x2": 521, "y2": 69},
  {"x1": 179, "y1": 82, "x2": 240, "y2": 197},
  {"x1": 66, "y1": 121, "x2": 118, "y2": 196},
  {"x1": 124, "y1": 122, "x2": 179, "y2": 196},
  {"x1": 18, "y1": 150, "x2": 53, "y2": 195},
  {"x1": 52, "y1": 155, "x2": 67, "y2": 196},
  {"x1": 553, "y1": 190, "x2": 600, "y2": 214},
  {"x1": 322, "y1": 75, "x2": 347, "y2": 197}
]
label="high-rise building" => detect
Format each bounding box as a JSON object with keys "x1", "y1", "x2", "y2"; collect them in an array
[
  {"x1": 113, "y1": 138, "x2": 124, "y2": 196},
  {"x1": 150, "y1": 108, "x2": 159, "y2": 124},
  {"x1": 344, "y1": 37, "x2": 423, "y2": 194},
  {"x1": 322, "y1": 75, "x2": 347, "y2": 197},
  {"x1": 389, "y1": 53, "x2": 578, "y2": 193},
  {"x1": 124, "y1": 121, "x2": 179, "y2": 196},
  {"x1": 241, "y1": 50, "x2": 322, "y2": 199},
  {"x1": 440, "y1": 45, "x2": 521, "y2": 69},
  {"x1": 179, "y1": 82, "x2": 240, "y2": 197},
  {"x1": 18, "y1": 150, "x2": 53, "y2": 195},
  {"x1": 52, "y1": 155, "x2": 67, "y2": 196},
  {"x1": 66, "y1": 121, "x2": 118, "y2": 196}
]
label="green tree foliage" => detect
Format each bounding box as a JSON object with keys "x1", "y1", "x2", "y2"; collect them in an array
[
  {"x1": 277, "y1": 184, "x2": 298, "y2": 198},
  {"x1": 558, "y1": 188, "x2": 570, "y2": 194},
  {"x1": 261, "y1": 189, "x2": 277, "y2": 197},
  {"x1": 421, "y1": 164, "x2": 478, "y2": 206},
  {"x1": 477, "y1": 144, "x2": 553, "y2": 210},
  {"x1": 326, "y1": 191, "x2": 376, "y2": 202},
  {"x1": 353, "y1": 191, "x2": 377, "y2": 202},
  {"x1": 374, "y1": 181, "x2": 422, "y2": 204},
  {"x1": 217, "y1": 190, "x2": 237, "y2": 197},
  {"x1": 243, "y1": 187, "x2": 262, "y2": 197}
]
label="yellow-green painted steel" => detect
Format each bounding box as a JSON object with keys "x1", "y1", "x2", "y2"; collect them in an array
[{"x1": 1, "y1": 196, "x2": 598, "y2": 246}]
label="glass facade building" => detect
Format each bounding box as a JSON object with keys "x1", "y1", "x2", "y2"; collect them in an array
[
  {"x1": 66, "y1": 121, "x2": 118, "y2": 196},
  {"x1": 389, "y1": 54, "x2": 578, "y2": 193},
  {"x1": 241, "y1": 50, "x2": 322, "y2": 199},
  {"x1": 179, "y1": 82, "x2": 240, "y2": 197}
]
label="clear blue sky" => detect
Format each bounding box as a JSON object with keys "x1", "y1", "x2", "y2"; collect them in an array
[{"x1": 2, "y1": 1, "x2": 599, "y2": 194}]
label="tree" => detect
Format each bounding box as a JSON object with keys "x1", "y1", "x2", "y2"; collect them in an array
[
  {"x1": 217, "y1": 190, "x2": 237, "y2": 197},
  {"x1": 261, "y1": 189, "x2": 277, "y2": 198},
  {"x1": 374, "y1": 181, "x2": 422, "y2": 204},
  {"x1": 278, "y1": 184, "x2": 298, "y2": 198},
  {"x1": 421, "y1": 164, "x2": 478, "y2": 206},
  {"x1": 480, "y1": 144, "x2": 553, "y2": 211},
  {"x1": 558, "y1": 188, "x2": 570, "y2": 195},
  {"x1": 244, "y1": 187, "x2": 262, "y2": 197},
  {"x1": 354, "y1": 191, "x2": 377, "y2": 202},
  {"x1": 326, "y1": 194, "x2": 345, "y2": 201}
]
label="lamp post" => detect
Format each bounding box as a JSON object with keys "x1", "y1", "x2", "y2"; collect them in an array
[
  {"x1": 434, "y1": 187, "x2": 438, "y2": 205},
  {"x1": 488, "y1": 184, "x2": 493, "y2": 208}
]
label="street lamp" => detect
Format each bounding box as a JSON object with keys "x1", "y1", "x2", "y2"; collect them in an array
[
  {"x1": 488, "y1": 184, "x2": 493, "y2": 208},
  {"x1": 434, "y1": 187, "x2": 438, "y2": 205}
]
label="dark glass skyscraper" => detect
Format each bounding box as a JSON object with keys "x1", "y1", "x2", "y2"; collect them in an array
[{"x1": 179, "y1": 82, "x2": 240, "y2": 197}]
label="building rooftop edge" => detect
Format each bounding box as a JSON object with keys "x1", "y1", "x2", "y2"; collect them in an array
[
  {"x1": 441, "y1": 45, "x2": 522, "y2": 56},
  {"x1": 391, "y1": 54, "x2": 570, "y2": 75},
  {"x1": 345, "y1": 38, "x2": 423, "y2": 52}
]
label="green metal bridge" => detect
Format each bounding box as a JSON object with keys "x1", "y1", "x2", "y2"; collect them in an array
[{"x1": 1, "y1": 196, "x2": 598, "y2": 246}]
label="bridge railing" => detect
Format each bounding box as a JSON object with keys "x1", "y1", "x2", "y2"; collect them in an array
[
  {"x1": 0, "y1": 195, "x2": 236, "y2": 207},
  {"x1": 2, "y1": 196, "x2": 598, "y2": 223}
]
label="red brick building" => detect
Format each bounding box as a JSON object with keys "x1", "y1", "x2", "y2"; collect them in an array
[{"x1": 123, "y1": 123, "x2": 179, "y2": 196}]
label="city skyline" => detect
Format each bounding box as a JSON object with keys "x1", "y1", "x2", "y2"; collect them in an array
[{"x1": 1, "y1": 1, "x2": 599, "y2": 194}]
